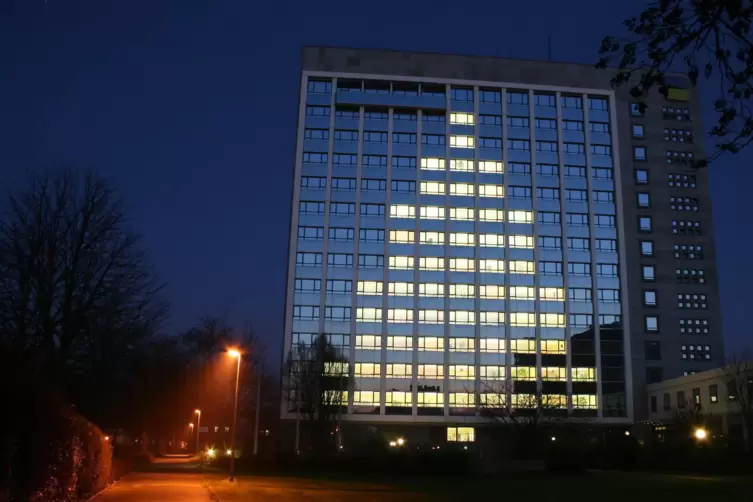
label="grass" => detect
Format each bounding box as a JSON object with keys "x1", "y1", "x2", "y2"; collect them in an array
[{"x1": 204, "y1": 471, "x2": 753, "y2": 502}]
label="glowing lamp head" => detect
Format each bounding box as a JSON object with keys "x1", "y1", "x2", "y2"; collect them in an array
[
  {"x1": 194, "y1": 409, "x2": 201, "y2": 415},
  {"x1": 228, "y1": 349, "x2": 241, "y2": 358},
  {"x1": 396, "y1": 437, "x2": 405, "y2": 446},
  {"x1": 389, "y1": 441, "x2": 397, "y2": 447},
  {"x1": 694, "y1": 428, "x2": 708, "y2": 441},
  {"x1": 207, "y1": 448, "x2": 216, "y2": 458},
  {"x1": 226, "y1": 449, "x2": 232, "y2": 456}
]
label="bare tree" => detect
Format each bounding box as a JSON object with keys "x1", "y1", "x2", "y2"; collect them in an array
[
  {"x1": 0, "y1": 170, "x2": 167, "y2": 393},
  {"x1": 477, "y1": 379, "x2": 569, "y2": 459},
  {"x1": 597, "y1": 0, "x2": 753, "y2": 164},
  {"x1": 725, "y1": 348, "x2": 753, "y2": 452},
  {"x1": 286, "y1": 333, "x2": 349, "y2": 454}
]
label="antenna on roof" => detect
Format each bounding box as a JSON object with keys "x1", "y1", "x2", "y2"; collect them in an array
[{"x1": 547, "y1": 36, "x2": 552, "y2": 61}]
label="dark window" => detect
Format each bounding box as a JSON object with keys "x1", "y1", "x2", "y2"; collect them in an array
[
  {"x1": 645, "y1": 341, "x2": 661, "y2": 361},
  {"x1": 677, "y1": 391, "x2": 686, "y2": 408},
  {"x1": 307, "y1": 79, "x2": 332, "y2": 94},
  {"x1": 646, "y1": 367, "x2": 663, "y2": 384},
  {"x1": 663, "y1": 393, "x2": 671, "y2": 411},
  {"x1": 650, "y1": 396, "x2": 658, "y2": 413}
]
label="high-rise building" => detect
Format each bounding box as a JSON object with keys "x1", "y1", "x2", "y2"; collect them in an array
[{"x1": 281, "y1": 47, "x2": 723, "y2": 439}]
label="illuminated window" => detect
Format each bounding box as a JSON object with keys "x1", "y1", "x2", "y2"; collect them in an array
[
  {"x1": 510, "y1": 312, "x2": 535, "y2": 326},
  {"x1": 480, "y1": 366, "x2": 506, "y2": 380},
  {"x1": 357, "y1": 308, "x2": 382, "y2": 322},
  {"x1": 420, "y1": 231, "x2": 444, "y2": 245},
  {"x1": 450, "y1": 338, "x2": 475, "y2": 351},
  {"x1": 449, "y1": 284, "x2": 475, "y2": 298},
  {"x1": 387, "y1": 336, "x2": 411, "y2": 350},
  {"x1": 420, "y1": 181, "x2": 445, "y2": 195},
  {"x1": 572, "y1": 367, "x2": 596, "y2": 382},
  {"x1": 450, "y1": 135, "x2": 475, "y2": 148},
  {"x1": 353, "y1": 391, "x2": 380, "y2": 406},
  {"x1": 481, "y1": 338, "x2": 505, "y2": 353},
  {"x1": 419, "y1": 283, "x2": 444, "y2": 297},
  {"x1": 417, "y1": 365, "x2": 444, "y2": 379},
  {"x1": 541, "y1": 340, "x2": 566, "y2": 354},
  {"x1": 509, "y1": 287, "x2": 535, "y2": 300},
  {"x1": 540, "y1": 313, "x2": 565, "y2": 327},
  {"x1": 354, "y1": 363, "x2": 381, "y2": 377},
  {"x1": 389, "y1": 256, "x2": 414, "y2": 270},
  {"x1": 450, "y1": 112, "x2": 475, "y2": 125},
  {"x1": 419, "y1": 309, "x2": 444, "y2": 324},
  {"x1": 389, "y1": 230, "x2": 414, "y2": 243},
  {"x1": 541, "y1": 367, "x2": 566, "y2": 381},
  {"x1": 418, "y1": 336, "x2": 444, "y2": 351},
  {"x1": 420, "y1": 257, "x2": 445, "y2": 270},
  {"x1": 388, "y1": 282, "x2": 413, "y2": 296},
  {"x1": 478, "y1": 209, "x2": 504, "y2": 222},
  {"x1": 420, "y1": 206, "x2": 445, "y2": 219},
  {"x1": 420, "y1": 157, "x2": 446, "y2": 171},
  {"x1": 323, "y1": 390, "x2": 348, "y2": 404},
  {"x1": 510, "y1": 339, "x2": 536, "y2": 353},
  {"x1": 386, "y1": 391, "x2": 411, "y2": 406},
  {"x1": 480, "y1": 259, "x2": 505, "y2": 273},
  {"x1": 511, "y1": 367, "x2": 536, "y2": 381},
  {"x1": 539, "y1": 287, "x2": 564, "y2": 301},
  {"x1": 449, "y1": 392, "x2": 475, "y2": 406},
  {"x1": 417, "y1": 392, "x2": 444, "y2": 407},
  {"x1": 543, "y1": 394, "x2": 568, "y2": 408},
  {"x1": 358, "y1": 281, "x2": 383, "y2": 295},
  {"x1": 386, "y1": 364, "x2": 412, "y2": 378},
  {"x1": 480, "y1": 312, "x2": 504, "y2": 325},
  {"x1": 478, "y1": 160, "x2": 503, "y2": 173},
  {"x1": 509, "y1": 260, "x2": 534, "y2": 274},
  {"x1": 450, "y1": 159, "x2": 474, "y2": 172},
  {"x1": 480, "y1": 394, "x2": 506, "y2": 407},
  {"x1": 508, "y1": 210, "x2": 533, "y2": 223},
  {"x1": 356, "y1": 335, "x2": 380, "y2": 349},
  {"x1": 480, "y1": 285, "x2": 505, "y2": 299},
  {"x1": 450, "y1": 183, "x2": 475, "y2": 196},
  {"x1": 450, "y1": 232, "x2": 475, "y2": 246},
  {"x1": 573, "y1": 394, "x2": 597, "y2": 409},
  {"x1": 390, "y1": 204, "x2": 416, "y2": 218},
  {"x1": 450, "y1": 258, "x2": 475, "y2": 271},
  {"x1": 388, "y1": 308, "x2": 413, "y2": 323},
  {"x1": 478, "y1": 184, "x2": 504, "y2": 198},
  {"x1": 479, "y1": 234, "x2": 505, "y2": 247},
  {"x1": 324, "y1": 361, "x2": 349, "y2": 375},
  {"x1": 509, "y1": 235, "x2": 533, "y2": 248},
  {"x1": 450, "y1": 311, "x2": 475, "y2": 325},
  {"x1": 449, "y1": 365, "x2": 475, "y2": 380},
  {"x1": 447, "y1": 426, "x2": 475, "y2": 442},
  {"x1": 450, "y1": 207, "x2": 475, "y2": 220}
]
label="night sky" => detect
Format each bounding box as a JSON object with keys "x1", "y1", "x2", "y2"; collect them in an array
[{"x1": 2, "y1": 0, "x2": 750, "y2": 363}]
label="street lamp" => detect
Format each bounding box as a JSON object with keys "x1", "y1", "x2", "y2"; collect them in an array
[
  {"x1": 228, "y1": 348, "x2": 242, "y2": 481},
  {"x1": 694, "y1": 427, "x2": 708, "y2": 441},
  {"x1": 194, "y1": 409, "x2": 202, "y2": 454}
]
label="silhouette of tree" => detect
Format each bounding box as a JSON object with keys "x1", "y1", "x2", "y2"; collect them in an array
[{"x1": 597, "y1": 0, "x2": 753, "y2": 164}]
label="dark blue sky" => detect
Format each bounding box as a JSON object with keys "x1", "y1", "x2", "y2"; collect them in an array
[{"x1": 2, "y1": 0, "x2": 750, "y2": 356}]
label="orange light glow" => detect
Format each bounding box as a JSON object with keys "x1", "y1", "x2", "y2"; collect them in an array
[
  {"x1": 194, "y1": 409, "x2": 201, "y2": 414},
  {"x1": 228, "y1": 348, "x2": 241, "y2": 358}
]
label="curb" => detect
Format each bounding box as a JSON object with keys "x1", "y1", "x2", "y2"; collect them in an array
[{"x1": 202, "y1": 476, "x2": 224, "y2": 502}]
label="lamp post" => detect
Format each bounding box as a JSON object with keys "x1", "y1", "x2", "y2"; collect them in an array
[
  {"x1": 228, "y1": 348, "x2": 242, "y2": 481},
  {"x1": 194, "y1": 409, "x2": 201, "y2": 454}
]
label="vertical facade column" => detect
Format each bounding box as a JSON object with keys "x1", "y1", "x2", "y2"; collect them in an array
[
  {"x1": 441, "y1": 85, "x2": 451, "y2": 418},
  {"x1": 582, "y1": 93, "x2": 603, "y2": 419},
  {"x1": 411, "y1": 108, "x2": 423, "y2": 417},
  {"x1": 528, "y1": 90, "x2": 543, "y2": 402},
  {"x1": 554, "y1": 91, "x2": 573, "y2": 413},
  {"x1": 500, "y1": 89, "x2": 512, "y2": 408}
]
